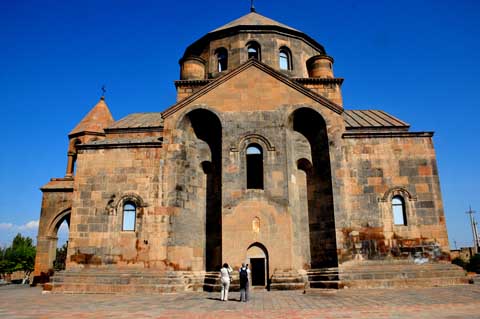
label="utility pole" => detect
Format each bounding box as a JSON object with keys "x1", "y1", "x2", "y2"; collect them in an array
[
  {"x1": 466, "y1": 206, "x2": 479, "y2": 254},
  {"x1": 474, "y1": 217, "x2": 480, "y2": 252}
]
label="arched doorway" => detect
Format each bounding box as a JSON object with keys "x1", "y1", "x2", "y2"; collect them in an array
[
  {"x1": 246, "y1": 243, "x2": 269, "y2": 288},
  {"x1": 48, "y1": 209, "x2": 70, "y2": 271},
  {"x1": 33, "y1": 208, "x2": 71, "y2": 283},
  {"x1": 53, "y1": 218, "x2": 70, "y2": 271}
]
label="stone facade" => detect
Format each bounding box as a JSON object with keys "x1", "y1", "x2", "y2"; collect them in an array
[{"x1": 34, "y1": 10, "x2": 452, "y2": 290}]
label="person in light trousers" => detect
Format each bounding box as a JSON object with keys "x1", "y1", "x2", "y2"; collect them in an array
[{"x1": 220, "y1": 263, "x2": 232, "y2": 301}]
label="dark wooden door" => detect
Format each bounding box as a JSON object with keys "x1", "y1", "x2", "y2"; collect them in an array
[{"x1": 250, "y1": 258, "x2": 265, "y2": 286}]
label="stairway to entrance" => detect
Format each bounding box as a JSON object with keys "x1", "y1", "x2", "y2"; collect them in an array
[
  {"x1": 47, "y1": 268, "x2": 206, "y2": 294},
  {"x1": 308, "y1": 261, "x2": 469, "y2": 290}
]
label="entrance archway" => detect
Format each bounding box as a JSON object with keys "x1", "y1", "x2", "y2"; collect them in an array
[
  {"x1": 48, "y1": 209, "x2": 70, "y2": 271},
  {"x1": 246, "y1": 243, "x2": 269, "y2": 288},
  {"x1": 33, "y1": 208, "x2": 71, "y2": 283}
]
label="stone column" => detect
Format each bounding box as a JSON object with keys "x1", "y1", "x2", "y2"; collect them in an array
[{"x1": 65, "y1": 151, "x2": 75, "y2": 178}]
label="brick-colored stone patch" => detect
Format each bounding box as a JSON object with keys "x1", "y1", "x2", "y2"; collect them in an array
[{"x1": 1, "y1": 285, "x2": 480, "y2": 318}]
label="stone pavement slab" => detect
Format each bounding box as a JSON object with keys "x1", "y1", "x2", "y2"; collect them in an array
[{"x1": 1, "y1": 285, "x2": 480, "y2": 318}]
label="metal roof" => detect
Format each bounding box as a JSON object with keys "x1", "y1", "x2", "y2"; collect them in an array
[
  {"x1": 211, "y1": 12, "x2": 299, "y2": 33},
  {"x1": 107, "y1": 112, "x2": 164, "y2": 130},
  {"x1": 106, "y1": 109, "x2": 408, "y2": 132},
  {"x1": 343, "y1": 110, "x2": 409, "y2": 130}
]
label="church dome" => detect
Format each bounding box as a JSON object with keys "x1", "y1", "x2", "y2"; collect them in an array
[{"x1": 179, "y1": 11, "x2": 331, "y2": 79}]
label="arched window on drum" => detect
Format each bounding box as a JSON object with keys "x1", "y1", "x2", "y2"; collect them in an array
[{"x1": 279, "y1": 47, "x2": 292, "y2": 70}]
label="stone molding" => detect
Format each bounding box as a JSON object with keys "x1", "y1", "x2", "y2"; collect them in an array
[
  {"x1": 231, "y1": 133, "x2": 275, "y2": 152},
  {"x1": 342, "y1": 131, "x2": 434, "y2": 139},
  {"x1": 378, "y1": 187, "x2": 418, "y2": 202}
]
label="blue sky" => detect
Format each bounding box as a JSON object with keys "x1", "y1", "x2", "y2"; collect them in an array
[{"x1": 0, "y1": 0, "x2": 479, "y2": 249}]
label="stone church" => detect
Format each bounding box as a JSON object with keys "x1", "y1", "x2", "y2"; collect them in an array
[{"x1": 34, "y1": 9, "x2": 465, "y2": 292}]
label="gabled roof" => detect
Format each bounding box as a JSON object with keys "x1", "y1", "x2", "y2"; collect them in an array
[
  {"x1": 106, "y1": 112, "x2": 164, "y2": 131},
  {"x1": 343, "y1": 110, "x2": 409, "y2": 130},
  {"x1": 69, "y1": 97, "x2": 114, "y2": 137},
  {"x1": 162, "y1": 58, "x2": 343, "y2": 118},
  {"x1": 211, "y1": 11, "x2": 299, "y2": 33}
]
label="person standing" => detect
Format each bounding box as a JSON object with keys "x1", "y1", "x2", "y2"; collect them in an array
[
  {"x1": 239, "y1": 263, "x2": 251, "y2": 302},
  {"x1": 220, "y1": 263, "x2": 232, "y2": 301}
]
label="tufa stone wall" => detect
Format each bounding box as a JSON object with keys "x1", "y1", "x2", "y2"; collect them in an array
[
  {"x1": 66, "y1": 145, "x2": 168, "y2": 269},
  {"x1": 335, "y1": 134, "x2": 449, "y2": 263}
]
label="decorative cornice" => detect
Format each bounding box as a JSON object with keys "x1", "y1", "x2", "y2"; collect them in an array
[
  {"x1": 293, "y1": 77, "x2": 344, "y2": 85},
  {"x1": 162, "y1": 59, "x2": 343, "y2": 118},
  {"x1": 78, "y1": 141, "x2": 163, "y2": 150},
  {"x1": 40, "y1": 178, "x2": 74, "y2": 192},
  {"x1": 178, "y1": 55, "x2": 206, "y2": 65},
  {"x1": 68, "y1": 130, "x2": 106, "y2": 139},
  {"x1": 104, "y1": 127, "x2": 163, "y2": 134},
  {"x1": 342, "y1": 131, "x2": 434, "y2": 139},
  {"x1": 174, "y1": 79, "x2": 213, "y2": 88}
]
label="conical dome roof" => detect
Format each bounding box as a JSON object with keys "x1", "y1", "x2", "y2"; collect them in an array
[
  {"x1": 211, "y1": 11, "x2": 299, "y2": 33},
  {"x1": 69, "y1": 97, "x2": 114, "y2": 137}
]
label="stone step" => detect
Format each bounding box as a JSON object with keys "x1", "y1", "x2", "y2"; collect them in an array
[
  {"x1": 307, "y1": 263, "x2": 468, "y2": 290},
  {"x1": 52, "y1": 275, "x2": 185, "y2": 285},
  {"x1": 342, "y1": 276, "x2": 470, "y2": 289},
  {"x1": 309, "y1": 280, "x2": 344, "y2": 289},
  {"x1": 270, "y1": 276, "x2": 304, "y2": 284},
  {"x1": 51, "y1": 283, "x2": 187, "y2": 294},
  {"x1": 49, "y1": 269, "x2": 206, "y2": 294},
  {"x1": 307, "y1": 267, "x2": 340, "y2": 282},
  {"x1": 269, "y1": 270, "x2": 306, "y2": 291},
  {"x1": 342, "y1": 272, "x2": 465, "y2": 281},
  {"x1": 308, "y1": 274, "x2": 340, "y2": 281},
  {"x1": 270, "y1": 282, "x2": 306, "y2": 290}
]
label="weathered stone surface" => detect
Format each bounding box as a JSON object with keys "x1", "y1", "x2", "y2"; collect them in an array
[{"x1": 34, "y1": 10, "x2": 455, "y2": 293}]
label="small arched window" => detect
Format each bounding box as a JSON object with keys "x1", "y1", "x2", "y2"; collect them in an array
[
  {"x1": 279, "y1": 47, "x2": 292, "y2": 70},
  {"x1": 247, "y1": 42, "x2": 261, "y2": 60},
  {"x1": 216, "y1": 48, "x2": 228, "y2": 72},
  {"x1": 246, "y1": 144, "x2": 264, "y2": 189},
  {"x1": 122, "y1": 202, "x2": 136, "y2": 231},
  {"x1": 392, "y1": 196, "x2": 407, "y2": 226}
]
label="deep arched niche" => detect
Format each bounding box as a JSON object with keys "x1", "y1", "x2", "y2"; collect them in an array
[
  {"x1": 291, "y1": 107, "x2": 338, "y2": 268},
  {"x1": 180, "y1": 109, "x2": 223, "y2": 271}
]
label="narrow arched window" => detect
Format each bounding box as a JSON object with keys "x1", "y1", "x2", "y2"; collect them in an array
[
  {"x1": 247, "y1": 42, "x2": 261, "y2": 60},
  {"x1": 122, "y1": 202, "x2": 136, "y2": 231},
  {"x1": 246, "y1": 144, "x2": 264, "y2": 189},
  {"x1": 392, "y1": 196, "x2": 407, "y2": 226},
  {"x1": 216, "y1": 48, "x2": 228, "y2": 72},
  {"x1": 279, "y1": 47, "x2": 292, "y2": 70}
]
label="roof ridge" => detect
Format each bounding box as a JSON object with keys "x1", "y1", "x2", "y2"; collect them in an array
[{"x1": 210, "y1": 11, "x2": 298, "y2": 33}]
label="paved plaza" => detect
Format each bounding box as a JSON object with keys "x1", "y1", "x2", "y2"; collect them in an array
[{"x1": 1, "y1": 284, "x2": 480, "y2": 318}]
